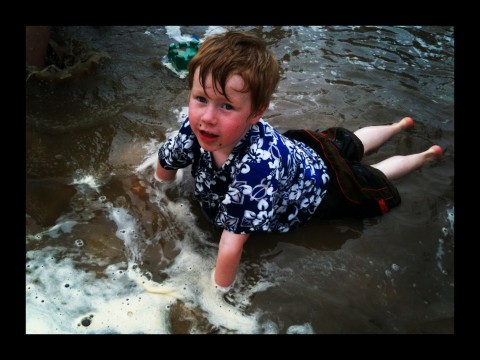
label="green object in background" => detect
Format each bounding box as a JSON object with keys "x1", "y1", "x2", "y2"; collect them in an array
[{"x1": 167, "y1": 40, "x2": 200, "y2": 71}]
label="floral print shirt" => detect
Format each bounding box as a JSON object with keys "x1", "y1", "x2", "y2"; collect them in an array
[{"x1": 158, "y1": 117, "x2": 330, "y2": 234}]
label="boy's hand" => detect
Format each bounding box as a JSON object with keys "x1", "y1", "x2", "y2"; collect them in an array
[
  {"x1": 154, "y1": 160, "x2": 178, "y2": 183},
  {"x1": 211, "y1": 268, "x2": 232, "y2": 293},
  {"x1": 154, "y1": 167, "x2": 183, "y2": 185}
]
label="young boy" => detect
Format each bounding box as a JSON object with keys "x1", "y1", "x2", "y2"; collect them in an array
[{"x1": 155, "y1": 31, "x2": 443, "y2": 289}]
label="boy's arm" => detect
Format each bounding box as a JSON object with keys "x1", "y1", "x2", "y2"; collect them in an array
[
  {"x1": 214, "y1": 229, "x2": 250, "y2": 288},
  {"x1": 155, "y1": 160, "x2": 177, "y2": 182}
]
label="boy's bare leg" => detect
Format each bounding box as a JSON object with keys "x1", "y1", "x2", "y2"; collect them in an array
[
  {"x1": 371, "y1": 145, "x2": 443, "y2": 180},
  {"x1": 355, "y1": 117, "x2": 414, "y2": 155}
]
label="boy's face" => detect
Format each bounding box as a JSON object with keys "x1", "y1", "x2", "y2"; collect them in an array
[{"x1": 188, "y1": 67, "x2": 263, "y2": 156}]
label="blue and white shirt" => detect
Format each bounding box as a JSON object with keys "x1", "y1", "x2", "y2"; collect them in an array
[{"x1": 159, "y1": 117, "x2": 330, "y2": 234}]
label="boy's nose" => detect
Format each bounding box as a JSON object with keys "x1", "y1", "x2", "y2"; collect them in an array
[{"x1": 200, "y1": 105, "x2": 217, "y2": 125}]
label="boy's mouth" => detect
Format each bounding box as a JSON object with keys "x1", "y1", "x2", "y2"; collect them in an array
[{"x1": 199, "y1": 130, "x2": 219, "y2": 142}]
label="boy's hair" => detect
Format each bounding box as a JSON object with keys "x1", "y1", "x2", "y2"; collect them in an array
[{"x1": 188, "y1": 31, "x2": 280, "y2": 116}]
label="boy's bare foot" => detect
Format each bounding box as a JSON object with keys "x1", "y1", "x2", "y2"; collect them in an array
[
  {"x1": 426, "y1": 145, "x2": 443, "y2": 161},
  {"x1": 430, "y1": 145, "x2": 443, "y2": 157},
  {"x1": 397, "y1": 117, "x2": 414, "y2": 130}
]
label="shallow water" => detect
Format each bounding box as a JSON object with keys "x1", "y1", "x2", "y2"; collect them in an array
[{"x1": 26, "y1": 26, "x2": 454, "y2": 334}]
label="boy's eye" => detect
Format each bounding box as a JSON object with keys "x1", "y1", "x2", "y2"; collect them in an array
[
  {"x1": 196, "y1": 96, "x2": 207, "y2": 103},
  {"x1": 222, "y1": 103, "x2": 234, "y2": 110}
]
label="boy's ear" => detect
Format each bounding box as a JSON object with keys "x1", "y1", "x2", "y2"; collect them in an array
[{"x1": 249, "y1": 103, "x2": 268, "y2": 124}]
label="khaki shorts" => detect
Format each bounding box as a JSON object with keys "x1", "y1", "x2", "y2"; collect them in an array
[{"x1": 283, "y1": 127, "x2": 401, "y2": 219}]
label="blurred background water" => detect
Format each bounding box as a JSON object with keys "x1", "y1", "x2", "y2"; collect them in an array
[{"x1": 26, "y1": 25, "x2": 454, "y2": 334}]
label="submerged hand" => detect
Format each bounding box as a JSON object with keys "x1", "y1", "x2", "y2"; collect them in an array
[{"x1": 211, "y1": 268, "x2": 233, "y2": 293}]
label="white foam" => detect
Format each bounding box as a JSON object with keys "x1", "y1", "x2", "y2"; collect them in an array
[
  {"x1": 27, "y1": 168, "x2": 278, "y2": 333},
  {"x1": 26, "y1": 251, "x2": 174, "y2": 334},
  {"x1": 436, "y1": 206, "x2": 454, "y2": 275},
  {"x1": 446, "y1": 206, "x2": 454, "y2": 233},
  {"x1": 160, "y1": 245, "x2": 263, "y2": 333},
  {"x1": 107, "y1": 203, "x2": 144, "y2": 263},
  {"x1": 161, "y1": 59, "x2": 189, "y2": 79},
  {"x1": 70, "y1": 175, "x2": 101, "y2": 192},
  {"x1": 135, "y1": 148, "x2": 158, "y2": 173},
  {"x1": 26, "y1": 240, "x2": 273, "y2": 333},
  {"x1": 163, "y1": 26, "x2": 227, "y2": 63},
  {"x1": 203, "y1": 26, "x2": 228, "y2": 38},
  {"x1": 261, "y1": 319, "x2": 279, "y2": 334},
  {"x1": 134, "y1": 106, "x2": 187, "y2": 175},
  {"x1": 134, "y1": 138, "x2": 161, "y2": 171},
  {"x1": 287, "y1": 323, "x2": 314, "y2": 334},
  {"x1": 164, "y1": 26, "x2": 196, "y2": 43},
  {"x1": 27, "y1": 220, "x2": 78, "y2": 241}
]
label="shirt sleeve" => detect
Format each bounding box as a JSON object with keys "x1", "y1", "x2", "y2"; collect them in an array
[{"x1": 158, "y1": 118, "x2": 196, "y2": 170}]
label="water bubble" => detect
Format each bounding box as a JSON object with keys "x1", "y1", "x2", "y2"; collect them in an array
[{"x1": 81, "y1": 317, "x2": 92, "y2": 327}]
